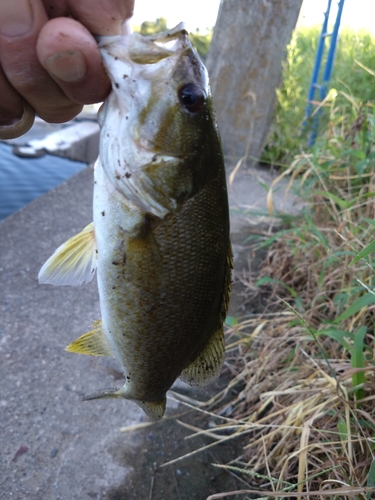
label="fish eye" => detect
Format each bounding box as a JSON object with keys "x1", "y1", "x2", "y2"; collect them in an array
[{"x1": 178, "y1": 83, "x2": 205, "y2": 113}]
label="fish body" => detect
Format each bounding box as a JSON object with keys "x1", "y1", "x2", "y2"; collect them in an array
[{"x1": 39, "y1": 24, "x2": 232, "y2": 420}]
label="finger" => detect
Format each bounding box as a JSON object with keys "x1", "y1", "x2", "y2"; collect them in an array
[
  {"x1": 40, "y1": 0, "x2": 70, "y2": 18},
  {"x1": 37, "y1": 18, "x2": 111, "y2": 105},
  {"x1": 67, "y1": 0, "x2": 135, "y2": 35},
  {"x1": 0, "y1": 66, "x2": 24, "y2": 126},
  {"x1": 0, "y1": 65, "x2": 35, "y2": 139},
  {"x1": 0, "y1": 0, "x2": 82, "y2": 124},
  {"x1": 0, "y1": 101, "x2": 35, "y2": 140}
]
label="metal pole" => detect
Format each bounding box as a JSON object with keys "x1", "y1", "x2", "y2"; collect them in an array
[
  {"x1": 304, "y1": 0, "x2": 345, "y2": 146},
  {"x1": 320, "y1": 0, "x2": 345, "y2": 100},
  {"x1": 304, "y1": 0, "x2": 332, "y2": 121}
]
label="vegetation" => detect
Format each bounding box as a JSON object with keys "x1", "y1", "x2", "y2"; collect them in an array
[{"x1": 263, "y1": 27, "x2": 375, "y2": 165}]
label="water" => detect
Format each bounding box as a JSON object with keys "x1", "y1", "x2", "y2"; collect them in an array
[{"x1": 0, "y1": 143, "x2": 87, "y2": 221}]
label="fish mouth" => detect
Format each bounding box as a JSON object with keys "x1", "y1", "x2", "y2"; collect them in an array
[{"x1": 98, "y1": 23, "x2": 191, "y2": 67}]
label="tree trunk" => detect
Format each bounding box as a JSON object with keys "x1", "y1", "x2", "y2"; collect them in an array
[{"x1": 206, "y1": 0, "x2": 303, "y2": 164}]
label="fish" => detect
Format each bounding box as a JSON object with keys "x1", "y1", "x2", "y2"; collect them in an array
[{"x1": 38, "y1": 23, "x2": 232, "y2": 420}]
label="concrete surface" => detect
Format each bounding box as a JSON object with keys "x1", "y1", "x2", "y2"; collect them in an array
[{"x1": 0, "y1": 162, "x2": 300, "y2": 499}]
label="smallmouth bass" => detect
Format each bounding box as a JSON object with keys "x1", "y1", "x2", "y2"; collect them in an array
[{"x1": 39, "y1": 24, "x2": 232, "y2": 420}]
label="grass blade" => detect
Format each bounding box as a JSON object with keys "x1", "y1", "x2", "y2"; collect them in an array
[
  {"x1": 350, "y1": 239, "x2": 375, "y2": 265},
  {"x1": 335, "y1": 293, "x2": 375, "y2": 323}
]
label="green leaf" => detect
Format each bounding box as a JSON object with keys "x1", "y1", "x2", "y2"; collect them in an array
[
  {"x1": 337, "y1": 419, "x2": 348, "y2": 443},
  {"x1": 363, "y1": 218, "x2": 375, "y2": 228},
  {"x1": 305, "y1": 214, "x2": 330, "y2": 248},
  {"x1": 355, "y1": 159, "x2": 369, "y2": 175},
  {"x1": 367, "y1": 460, "x2": 375, "y2": 488},
  {"x1": 335, "y1": 293, "x2": 375, "y2": 323},
  {"x1": 314, "y1": 191, "x2": 353, "y2": 209},
  {"x1": 350, "y1": 240, "x2": 375, "y2": 265},
  {"x1": 352, "y1": 326, "x2": 366, "y2": 402},
  {"x1": 367, "y1": 460, "x2": 375, "y2": 499},
  {"x1": 314, "y1": 328, "x2": 354, "y2": 351},
  {"x1": 225, "y1": 316, "x2": 238, "y2": 327}
]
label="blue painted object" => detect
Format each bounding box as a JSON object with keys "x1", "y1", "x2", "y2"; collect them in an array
[{"x1": 304, "y1": 0, "x2": 345, "y2": 145}]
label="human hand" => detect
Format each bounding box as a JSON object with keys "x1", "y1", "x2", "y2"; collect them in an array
[{"x1": 0, "y1": 0, "x2": 134, "y2": 139}]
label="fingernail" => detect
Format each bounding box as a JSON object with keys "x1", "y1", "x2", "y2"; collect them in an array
[
  {"x1": 45, "y1": 51, "x2": 87, "y2": 83},
  {"x1": 0, "y1": 0, "x2": 33, "y2": 37}
]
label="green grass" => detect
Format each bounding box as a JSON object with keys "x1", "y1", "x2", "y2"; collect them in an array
[{"x1": 262, "y1": 26, "x2": 375, "y2": 165}]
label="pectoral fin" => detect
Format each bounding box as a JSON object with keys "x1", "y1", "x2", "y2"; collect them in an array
[
  {"x1": 38, "y1": 222, "x2": 96, "y2": 286},
  {"x1": 66, "y1": 320, "x2": 115, "y2": 358},
  {"x1": 179, "y1": 327, "x2": 225, "y2": 387}
]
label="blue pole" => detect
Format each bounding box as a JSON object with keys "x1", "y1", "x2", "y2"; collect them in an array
[
  {"x1": 304, "y1": 0, "x2": 346, "y2": 146},
  {"x1": 320, "y1": 0, "x2": 345, "y2": 100},
  {"x1": 304, "y1": 0, "x2": 332, "y2": 121}
]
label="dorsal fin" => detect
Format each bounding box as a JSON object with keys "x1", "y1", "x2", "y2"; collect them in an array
[{"x1": 38, "y1": 222, "x2": 96, "y2": 286}]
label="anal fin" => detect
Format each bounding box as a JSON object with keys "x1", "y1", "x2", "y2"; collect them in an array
[
  {"x1": 179, "y1": 327, "x2": 225, "y2": 387},
  {"x1": 66, "y1": 320, "x2": 114, "y2": 358}
]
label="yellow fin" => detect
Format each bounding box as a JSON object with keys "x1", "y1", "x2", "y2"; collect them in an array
[
  {"x1": 179, "y1": 327, "x2": 225, "y2": 387},
  {"x1": 66, "y1": 321, "x2": 114, "y2": 357},
  {"x1": 38, "y1": 222, "x2": 96, "y2": 286}
]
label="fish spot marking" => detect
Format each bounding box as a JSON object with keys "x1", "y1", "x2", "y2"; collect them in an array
[
  {"x1": 101, "y1": 211, "x2": 105, "y2": 217},
  {"x1": 115, "y1": 83, "x2": 119, "y2": 89}
]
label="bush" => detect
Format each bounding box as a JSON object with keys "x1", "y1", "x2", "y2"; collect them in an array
[{"x1": 262, "y1": 27, "x2": 375, "y2": 165}]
